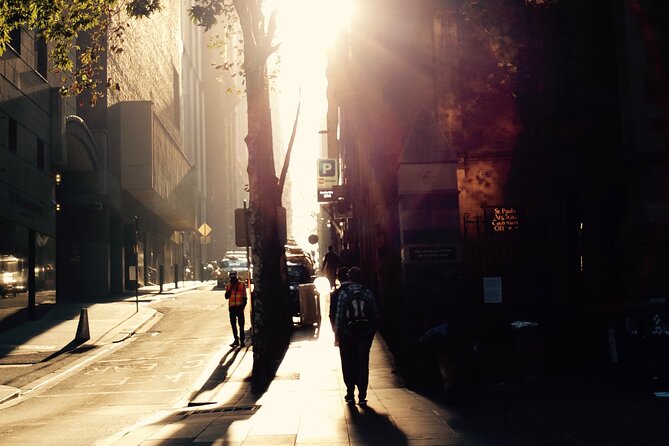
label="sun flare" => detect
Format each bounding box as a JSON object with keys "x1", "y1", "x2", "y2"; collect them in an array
[
  {"x1": 268, "y1": 0, "x2": 354, "y2": 249},
  {"x1": 272, "y1": 0, "x2": 354, "y2": 51}
]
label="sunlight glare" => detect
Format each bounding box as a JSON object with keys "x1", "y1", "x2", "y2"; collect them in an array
[
  {"x1": 269, "y1": 0, "x2": 354, "y2": 249},
  {"x1": 275, "y1": 0, "x2": 354, "y2": 51},
  {"x1": 314, "y1": 276, "x2": 331, "y2": 297}
]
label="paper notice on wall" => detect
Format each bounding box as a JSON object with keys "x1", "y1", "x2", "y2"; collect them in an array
[{"x1": 483, "y1": 276, "x2": 503, "y2": 304}]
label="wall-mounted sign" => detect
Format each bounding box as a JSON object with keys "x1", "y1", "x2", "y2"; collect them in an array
[
  {"x1": 483, "y1": 276, "x2": 503, "y2": 304},
  {"x1": 317, "y1": 158, "x2": 338, "y2": 190},
  {"x1": 490, "y1": 207, "x2": 519, "y2": 232},
  {"x1": 318, "y1": 189, "x2": 335, "y2": 202},
  {"x1": 404, "y1": 245, "x2": 458, "y2": 263}
]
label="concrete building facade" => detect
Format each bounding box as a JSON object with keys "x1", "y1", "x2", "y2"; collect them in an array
[
  {"x1": 1, "y1": 0, "x2": 215, "y2": 310},
  {"x1": 0, "y1": 28, "x2": 63, "y2": 310}
]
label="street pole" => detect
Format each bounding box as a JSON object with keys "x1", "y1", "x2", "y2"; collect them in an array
[
  {"x1": 243, "y1": 199, "x2": 252, "y2": 331},
  {"x1": 134, "y1": 215, "x2": 139, "y2": 313}
]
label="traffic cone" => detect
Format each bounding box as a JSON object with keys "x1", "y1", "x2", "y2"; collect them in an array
[{"x1": 76, "y1": 308, "x2": 90, "y2": 341}]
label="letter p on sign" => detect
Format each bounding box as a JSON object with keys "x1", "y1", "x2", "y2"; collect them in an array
[
  {"x1": 319, "y1": 159, "x2": 336, "y2": 176},
  {"x1": 317, "y1": 158, "x2": 338, "y2": 190}
]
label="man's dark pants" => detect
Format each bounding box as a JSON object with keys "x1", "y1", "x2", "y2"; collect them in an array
[
  {"x1": 340, "y1": 331, "x2": 374, "y2": 398},
  {"x1": 229, "y1": 306, "x2": 245, "y2": 343}
]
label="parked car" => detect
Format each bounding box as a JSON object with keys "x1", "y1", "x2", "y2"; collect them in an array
[
  {"x1": 217, "y1": 255, "x2": 251, "y2": 288},
  {"x1": 287, "y1": 260, "x2": 318, "y2": 317},
  {"x1": 0, "y1": 255, "x2": 27, "y2": 298}
]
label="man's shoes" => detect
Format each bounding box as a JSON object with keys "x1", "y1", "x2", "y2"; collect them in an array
[
  {"x1": 344, "y1": 394, "x2": 355, "y2": 404},
  {"x1": 230, "y1": 340, "x2": 239, "y2": 347},
  {"x1": 239, "y1": 340, "x2": 245, "y2": 347},
  {"x1": 358, "y1": 399, "x2": 367, "y2": 406}
]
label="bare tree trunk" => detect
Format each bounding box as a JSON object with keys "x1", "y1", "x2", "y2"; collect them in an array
[{"x1": 244, "y1": 53, "x2": 291, "y2": 385}]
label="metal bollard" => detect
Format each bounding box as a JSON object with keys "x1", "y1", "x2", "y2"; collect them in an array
[
  {"x1": 159, "y1": 265, "x2": 164, "y2": 293},
  {"x1": 174, "y1": 264, "x2": 178, "y2": 288}
]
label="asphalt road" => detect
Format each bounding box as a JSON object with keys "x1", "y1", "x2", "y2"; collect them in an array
[{"x1": 0, "y1": 285, "x2": 244, "y2": 446}]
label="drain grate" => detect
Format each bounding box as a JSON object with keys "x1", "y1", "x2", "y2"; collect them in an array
[{"x1": 178, "y1": 404, "x2": 261, "y2": 417}]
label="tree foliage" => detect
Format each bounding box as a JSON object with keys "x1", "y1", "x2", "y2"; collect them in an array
[{"x1": 0, "y1": 0, "x2": 160, "y2": 101}]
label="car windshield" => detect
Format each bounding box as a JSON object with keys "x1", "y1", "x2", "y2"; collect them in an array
[
  {"x1": 287, "y1": 264, "x2": 309, "y2": 284},
  {"x1": 222, "y1": 258, "x2": 247, "y2": 269}
]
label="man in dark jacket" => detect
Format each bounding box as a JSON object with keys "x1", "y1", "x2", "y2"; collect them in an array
[
  {"x1": 322, "y1": 245, "x2": 339, "y2": 289},
  {"x1": 335, "y1": 267, "x2": 379, "y2": 405},
  {"x1": 329, "y1": 267, "x2": 350, "y2": 346}
]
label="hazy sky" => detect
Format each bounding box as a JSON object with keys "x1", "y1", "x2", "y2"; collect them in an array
[{"x1": 272, "y1": 0, "x2": 354, "y2": 248}]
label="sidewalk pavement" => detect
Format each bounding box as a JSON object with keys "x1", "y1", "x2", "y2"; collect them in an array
[
  {"x1": 0, "y1": 280, "x2": 212, "y2": 406},
  {"x1": 95, "y1": 325, "x2": 669, "y2": 445},
  {"x1": 99, "y1": 320, "x2": 466, "y2": 446},
  {"x1": 3, "y1": 281, "x2": 669, "y2": 445}
]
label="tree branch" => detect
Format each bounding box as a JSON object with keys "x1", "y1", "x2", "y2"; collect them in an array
[{"x1": 278, "y1": 97, "x2": 301, "y2": 195}]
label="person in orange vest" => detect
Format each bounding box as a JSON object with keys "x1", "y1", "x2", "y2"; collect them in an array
[{"x1": 225, "y1": 270, "x2": 247, "y2": 347}]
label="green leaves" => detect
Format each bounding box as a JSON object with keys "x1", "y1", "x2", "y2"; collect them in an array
[
  {"x1": 126, "y1": 0, "x2": 162, "y2": 18},
  {"x1": 0, "y1": 0, "x2": 160, "y2": 103},
  {"x1": 189, "y1": 0, "x2": 236, "y2": 32}
]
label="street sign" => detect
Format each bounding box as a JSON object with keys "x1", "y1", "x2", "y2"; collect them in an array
[
  {"x1": 318, "y1": 189, "x2": 335, "y2": 202},
  {"x1": 317, "y1": 158, "x2": 338, "y2": 190},
  {"x1": 235, "y1": 207, "x2": 286, "y2": 246},
  {"x1": 402, "y1": 244, "x2": 460, "y2": 263},
  {"x1": 235, "y1": 208, "x2": 250, "y2": 247},
  {"x1": 198, "y1": 223, "x2": 212, "y2": 237}
]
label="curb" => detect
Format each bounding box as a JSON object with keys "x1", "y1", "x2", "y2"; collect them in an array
[
  {"x1": 0, "y1": 308, "x2": 163, "y2": 410},
  {"x1": 0, "y1": 385, "x2": 19, "y2": 405}
]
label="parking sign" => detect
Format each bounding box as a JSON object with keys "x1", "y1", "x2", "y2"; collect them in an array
[{"x1": 317, "y1": 158, "x2": 338, "y2": 190}]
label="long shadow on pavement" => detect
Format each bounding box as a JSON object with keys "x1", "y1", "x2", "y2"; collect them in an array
[
  {"x1": 129, "y1": 325, "x2": 336, "y2": 445},
  {"x1": 347, "y1": 403, "x2": 408, "y2": 445},
  {"x1": 188, "y1": 345, "x2": 245, "y2": 404}
]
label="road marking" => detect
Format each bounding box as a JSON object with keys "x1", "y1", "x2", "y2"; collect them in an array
[
  {"x1": 164, "y1": 371, "x2": 195, "y2": 383},
  {"x1": 96, "y1": 356, "x2": 170, "y2": 362},
  {"x1": 0, "y1": 344, "x2": 57, "y2": 351},
  {"x1": 94, "y1": 353, "x2": 208, "y2": 363},
  {"x1": 182, "y1": 359, "x2": 205, "y2": 369},
  {"x1": 34, "y1": 389, "x2": 182, "y2": 397}
]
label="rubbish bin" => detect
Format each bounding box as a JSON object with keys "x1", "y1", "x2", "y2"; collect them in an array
[{"x1": 299, "y1": 284, "x2": 321, "y2": 327}]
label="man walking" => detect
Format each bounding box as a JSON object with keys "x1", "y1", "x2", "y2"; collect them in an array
[
  {"x1": 225, "y1": 271, "x2": 247, "y2": 347},
  {"x1": 335, "y1": 266, "x2": 379, "y2": 405},
  {"x1": 329, "y1": 267, "x2": 350, "y2": 346},
  {"x1": 322, "y1": 245, "x2": 339, "y2": 290}
]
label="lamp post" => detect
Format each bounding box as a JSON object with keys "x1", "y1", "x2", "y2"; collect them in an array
[{"x1": 134, "y1": 216, "x2": 139, "y2": 312}]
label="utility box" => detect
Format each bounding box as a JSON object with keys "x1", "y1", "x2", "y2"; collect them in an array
[{"x1": 298, "y1": 284, "x2": 321, "y2": 327}]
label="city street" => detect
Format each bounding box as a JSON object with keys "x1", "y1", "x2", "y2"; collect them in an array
[{"x1": 0, "y1": 285, "x2": 246, "y2": 446}]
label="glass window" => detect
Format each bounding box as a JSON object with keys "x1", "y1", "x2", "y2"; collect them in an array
[
  {"x1": 35, "y1": 232, "x2": 56, "y2": 298},
  {"x1": 9, "y1": 27, "x2": 21, "y2": 55},
  {"x1": 35, "y1": 35, "x2": 47, "y2": 77},
  {"x1": 0, "y1": 217, "x2": 28, "y2": 300}
]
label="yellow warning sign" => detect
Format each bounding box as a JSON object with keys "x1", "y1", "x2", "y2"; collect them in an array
[{"x1": 198, "y1": 223, "x2": 212, "y2": 237}]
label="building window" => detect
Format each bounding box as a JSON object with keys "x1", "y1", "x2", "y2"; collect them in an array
[
  {"x1": 8, "y1": 119, "x2": 17, "y2": 153},
  {"x1": 37, "y1": 139, "x2": 45, "y2": 170},
  {"x1": 35, "y1": 36, "x2": 47, "y2": 77},
  {"x1": 9, "y1": 27, "x2": 21, "y2": 55}
]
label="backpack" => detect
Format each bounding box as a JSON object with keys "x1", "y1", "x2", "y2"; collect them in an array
[{"x1": 345, "y1": 288, "x2": 373, "y2": 336}]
